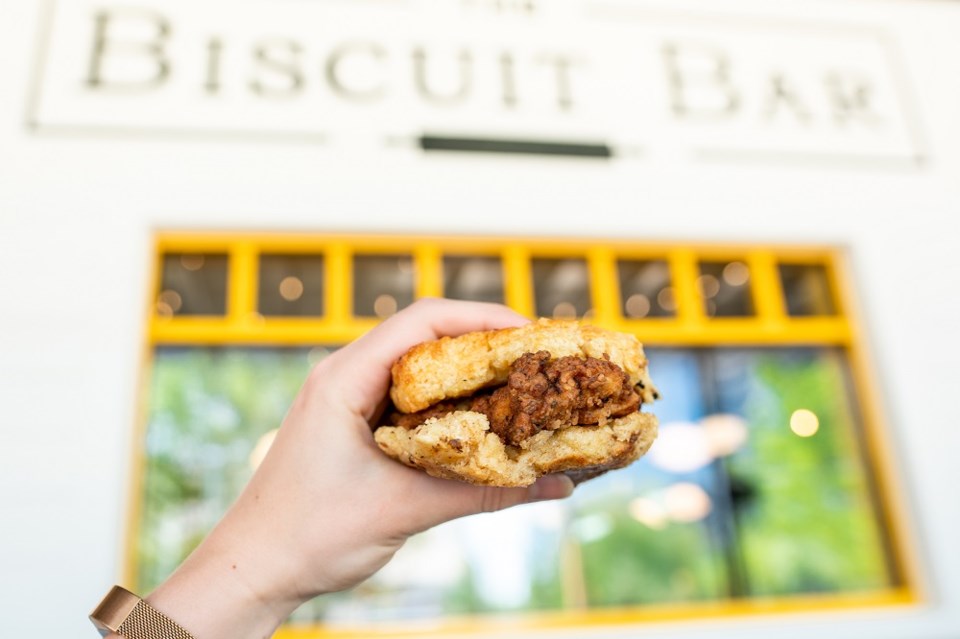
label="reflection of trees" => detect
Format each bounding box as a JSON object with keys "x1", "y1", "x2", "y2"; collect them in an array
[
  {"x1": 138, "y1": 348, "x2": 312, "y2": 594},
  {"x1": 731, "y1": 349, "x2": 891, "y2": 595},
  {"x1": 579, "y1": 502, "x2": 725, "y2": 605},
  {"x1": 137, "y1": 346, "x2": 892, "y2": 621},
  {"x1": 572, "y1": 347, "x2": 891, "y2": 606}
]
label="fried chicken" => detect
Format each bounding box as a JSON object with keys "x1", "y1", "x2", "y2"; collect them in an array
[
  {"x1": 387, "y1": 351, "x2": 641, "y2": 446},
  {"x1": 387, "y1": 400, "x2": 464, "y2": 431}
]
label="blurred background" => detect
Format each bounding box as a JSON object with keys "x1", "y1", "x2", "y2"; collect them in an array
[{"x1": 1, "y1": 1, "x2": 958, "y2": 638}]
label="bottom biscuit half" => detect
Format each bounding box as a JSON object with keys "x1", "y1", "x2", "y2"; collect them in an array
[{"x1": 374, "y1": 410, "x2": 658, "y2": 487}]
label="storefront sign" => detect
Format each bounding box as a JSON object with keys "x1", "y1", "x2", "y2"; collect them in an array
[{"x1": 28, "y1": 0, "x2": 925, "y2": 165}]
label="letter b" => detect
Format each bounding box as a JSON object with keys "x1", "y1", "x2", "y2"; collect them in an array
[
  {"x1": 86, "y1": 9, "x2": 171, "y2": 91},
  {"x1": 662, "y1": 41, "x2": 739, "y2": 119}
]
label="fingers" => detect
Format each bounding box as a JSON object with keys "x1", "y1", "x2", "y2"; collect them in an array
[
  {"x1": 350, "y1": 298, "x2": 529, "y2": 375},
  {"x1": 322, "y1": 299, "x2": 529, "y2": 417},
  {"x1": 526, "y1": 475, "x2": 577, "y2": 502},
  {"x1": 473, "y1": 475, "x2": 576, "y2": 514},
  {"x1": 402, "y1": 474, "x2": 575, "y2": 533}
]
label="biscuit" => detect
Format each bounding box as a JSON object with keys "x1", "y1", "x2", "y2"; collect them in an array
[
  {"x1": 374, "y1": 410, "x2": 658, "y2": 487},
  {"x1": 390, "y1": 318, "x2": 657, "y2": 414}
]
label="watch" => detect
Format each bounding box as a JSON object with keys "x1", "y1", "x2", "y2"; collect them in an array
[{"x1": 90, "y1": 586, "x2": 195, "y2": 639}]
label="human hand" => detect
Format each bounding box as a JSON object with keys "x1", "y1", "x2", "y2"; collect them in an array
[{"x1": 142, "y1": 299, "x2": 575, "y2": 639}]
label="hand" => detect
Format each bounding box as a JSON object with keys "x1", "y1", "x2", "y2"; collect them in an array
[{"x1": 141, "y1": 299, "x2": 575, "y2": 639}]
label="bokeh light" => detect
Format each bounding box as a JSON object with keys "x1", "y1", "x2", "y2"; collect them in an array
[{"x1": 790, "y1": 409, "x2": 820, "y2": 437}]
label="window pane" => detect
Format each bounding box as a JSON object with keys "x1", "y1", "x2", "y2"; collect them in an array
[
  {"x1": 532, "y1": 258, "x2": 591, "y2": 319},
  {"x1": 710, "y1": 348, "x2": 891, "y2": 595},
  {"x1": 779, "y1": 263, "x2": 837, "y2": 316},
  {"x1": 136, "y1": 345, "x2": 894, "y2": 625},
  {"x1": 137, "y1": 347, "x2": 325, "y2": 592},
  {"x1": 617, "y1": 260, "x2": 674, "y2": 318},
  {"x1": 699, "y1": 261, "x2": 754, "y2": 317},
  {"x1": 443, "y1": 256, "x2": 504, "y2": 304},
  {"x1": 258, "y1": 254, "x2": 324, "y2": 317},
  {"x1": 353, "y1": 254, "x2": 415, "y2": 318},
  {"x1": 157, "y1": 253, "x2": 228, "y2": 316}
]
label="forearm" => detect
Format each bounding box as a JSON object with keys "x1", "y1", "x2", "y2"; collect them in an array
[{"x1": 140, "y1": 514, "x2": 302, "y2": 639}]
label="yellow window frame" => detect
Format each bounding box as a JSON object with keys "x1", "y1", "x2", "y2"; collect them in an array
[{"x1": 130, "y1": 231, "x2": 921, "y2": 637}]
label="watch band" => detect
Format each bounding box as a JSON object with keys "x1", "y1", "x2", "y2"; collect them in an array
[{"x1": 90, "y1": 586, "x2": 195, "y2": 639}]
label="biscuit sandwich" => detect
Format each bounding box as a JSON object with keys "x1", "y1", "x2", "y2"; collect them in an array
[{"x1": 374, "y1": 318, "x2": 659, "y2": 487}]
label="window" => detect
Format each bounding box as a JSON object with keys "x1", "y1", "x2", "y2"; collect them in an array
[
  {"x1": 443, "y1": 255, "x2": 504, "y2": 304},
  {"x1": 532, "y1": 257, "x2": 591, "y2": 318},
  {"x1": 353, "y1": 254, "x2": 415, "y2": 318},
  {"x1": 156, "y1": 253, "x2": 228, "y2": 316},
  {"x1": 134, "y1": 235, "x2": 916, "y2": 637},
  {"x1": 258, "y1": 254, "x2": 325, "y2": 317},
  {"x1": 779, "y1": 262, "x2": 838, "y2": 316},
  {"x1": 699, "y1": 260, "x2": 754, "y2": 317},
  {"x1": 617, "y1": 259, "x2": 674, "y2": 318}
]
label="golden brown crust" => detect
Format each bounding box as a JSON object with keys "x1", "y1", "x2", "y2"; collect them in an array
[
  {"x1": 373, "y1": 410, "x2": 658, "y2": 487},
  {"x1": 389, "y1": 319, "x2": 657, "y2": 413}
]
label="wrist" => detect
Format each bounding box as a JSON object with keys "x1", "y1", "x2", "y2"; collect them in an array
[{"x1": 146, "y1": 520, "x2": 302, "y2": 639}]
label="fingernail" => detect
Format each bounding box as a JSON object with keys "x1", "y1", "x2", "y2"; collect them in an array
[{"x1": 529, "y1": 475, "x2": 575, "y2": 501}]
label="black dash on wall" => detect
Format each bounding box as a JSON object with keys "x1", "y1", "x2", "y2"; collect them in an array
[{"x1": 419, "y1": 135, "x2": 613, "y2": 158}]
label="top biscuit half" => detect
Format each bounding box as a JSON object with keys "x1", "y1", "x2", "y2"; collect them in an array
[{"x1": 389, "y1": 318, "x2": 658, "y2": 414}]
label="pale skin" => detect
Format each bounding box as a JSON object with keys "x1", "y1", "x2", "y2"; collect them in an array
[{"x1": 118, "y1": 299, "x2": 575, "y2": 639}]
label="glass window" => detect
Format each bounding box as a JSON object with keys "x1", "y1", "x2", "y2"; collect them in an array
[
  {"x1": 532, "y1": 258, "x2": 591, "y2": 319},
  {"x1": 258, "y1": 254, "x2": 325, "y2": 317},
  {"x1": 443, "y1": 256, "x2": 504, "y2": 304},
  {"x1": 157, "y1": 253, "x2": 228, "y2": 316},
  {"x1": 140, "y1": 236, "x2": 905, "y2": 633},
  {"x1": 699, "y1": 261, "x2": 754, "y2": 317},
  {"x1": 779, "y1": 263, "x2": 838, "y2": 317},
  {"x1": 353, "y1": 254, "x2": 415, "y2": 318},
  {"x1": 617, "y1": 260, "x2": 674, "y2": 318},
  {"x1": 137, "y1": 346, "x2": 325, "y2": 591},
  {"x1": 136, "y1": 345, "x2": 894, "y2": 621}
]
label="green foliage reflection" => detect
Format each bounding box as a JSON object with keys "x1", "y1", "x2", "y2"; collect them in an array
[{"x1": 136, "y1": 346, "x2": 893, "y2": 621}]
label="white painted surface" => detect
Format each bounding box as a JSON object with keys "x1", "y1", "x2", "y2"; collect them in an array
[{"x1": 0, "y1": 1, "x2": 958, "y2": 637}]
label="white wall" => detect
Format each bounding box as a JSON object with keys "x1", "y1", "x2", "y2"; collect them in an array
[{"x1": 1, "y1": 0, "x2": 958, "y2": 637}]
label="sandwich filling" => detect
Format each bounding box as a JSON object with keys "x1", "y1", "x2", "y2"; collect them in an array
[{"x1": 386, "y1": 350, "x2": 643, "y2": 446}]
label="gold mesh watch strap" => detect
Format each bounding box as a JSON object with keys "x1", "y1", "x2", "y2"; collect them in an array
[
  {"x1": 116, "y1": 600, "x2": 195, "y2": 639},
  {"x1": 90, "y1": 586, "x2": 195, "y2": 639}
]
